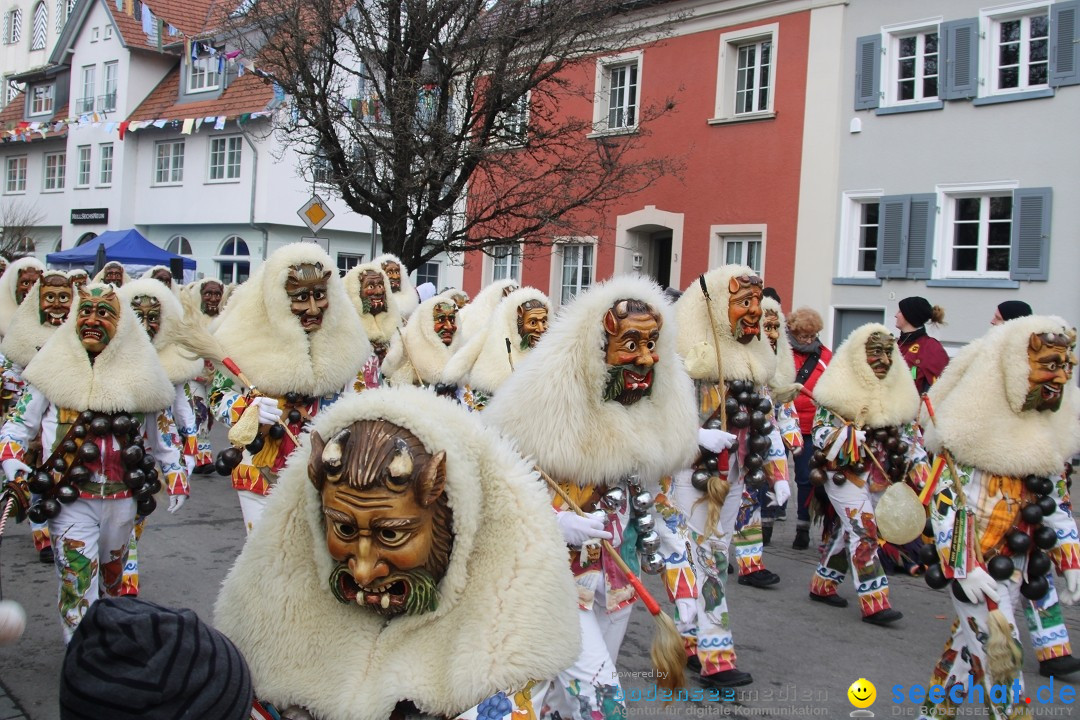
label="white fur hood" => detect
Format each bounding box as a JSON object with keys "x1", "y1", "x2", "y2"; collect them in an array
[
  {"x1": 373, "y1": 253, "x2": 418, "y2": 320},
  {"x1": 341, "y1": 262, "x2": 401, "y2": 346},
  {"x1": 91, "y1": 262, "x2": 132, "y2": 286},
  {"x1": 923, "y1": 315, "x2": 1080, "y2": 476},
  {"x1": 211, "y1": 243, "x2": 371, "y2": 397},
  {"x1": 0, "y1": 273, "x2": 67, "y2": 369},
  {"x1": 0, "y1": 257, "x2": 45, "y2": 337},
  {"x1": 381, "y1": 294, "x2": 460, "y2": 386},
  {"x1": 813, "y1": 322, "x2": 920, "y2": 428},
  {"x1": 761, "y1": 297, "x2": 799, "y2": 403},
  {"x1": 119, "y1": 279, "x2": 203, "y2": 385},
  {"x1": 456, "y1": 279, "x2": 519, "y2": 344},
  {"x1": 484, "y1": 275, "x2": 698, "y2": 487},
  {"x1": 214, "y1": 387, "x2": 580, "y2": 719}
]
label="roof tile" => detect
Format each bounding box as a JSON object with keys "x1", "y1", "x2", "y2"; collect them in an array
[{"x1": 126, "y1": 64, "x2": 274, "y2": 122}]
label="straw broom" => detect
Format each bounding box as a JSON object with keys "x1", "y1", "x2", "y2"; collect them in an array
[{"x1": 538, "y1": 469, "x2": 686, "y2": 692}]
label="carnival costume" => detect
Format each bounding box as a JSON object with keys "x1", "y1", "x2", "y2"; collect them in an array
[
  {"x1": 180, "y1": 278, "x2": 226, "y2": 471},
  {"x1": 215, "y1": 387, "x2": 580, "y2": 720},
  {"x1": 0, "y1": 257, "x2": 45, "y2": 338},
  {"x1": 205, "y1": 243, "x2": 370, "y2": 533},
  {"x1": 441, "y1": 286, "x2": 550, "y2": 412},
  {"x1": 373, "y1": 253, "x2": 418, "y2": 320},
  {"x1": 759, "y1": 296, "x2": 803, "y2": 538},
  {"x1": 91, "y1": 261, "x2": 131, "y2": 288},
  {"x1": 381, "y1": 294, "x2": 460, "y2": 387},
  {"x1": 342, "y1": 262, "x2": 401, "y2": 392},
  {"x1": 485, "y1": 275, "x2": 698, "y2": 718},
  {"x1": 139, "y1": 265, "x2": 178, "y2": 291},
  {"x1": 455, "y1": 278, "x2": 518, "y2": 345},
  {"x1": 0, "y1": 283, "x2": 188, "y2": 641},
  {"x1": 919, "y1": 316, "x2": 1080, "y2": 719}
]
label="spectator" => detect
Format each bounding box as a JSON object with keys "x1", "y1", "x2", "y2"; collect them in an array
[
  {"x1": 991, "y1": 300, "x2": 1033, "y2": 325},
  {"x1": 894, "y1": 296, "x2": 948, "y2": 395}
]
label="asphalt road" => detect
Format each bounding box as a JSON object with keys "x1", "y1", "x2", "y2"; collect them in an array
[{"x1": 1, "y1": 455, "x2": 1077, "y2": 719}]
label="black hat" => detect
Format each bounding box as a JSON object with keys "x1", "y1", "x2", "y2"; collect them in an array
[
  {"x1": 762, "y1": 287, "x2": 781, "y2": 304},
  {"x1": 898, "y1": 296, "x2": 933, "y2": 327},
  {"x1": 60, "y1": 598, "x2": 253, "y2": 720},
  {"x1": 997, "y1": 300, "x2": 1033, "y2": 322}
]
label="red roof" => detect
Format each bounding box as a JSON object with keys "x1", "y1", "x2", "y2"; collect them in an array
[
  {"x1": 108, "y1": 0, "x2": 220, "y2": 53},
  {"x1": 0, "y1": 91, "x2": 72, "y2": 141},
  {"x1": 126, "y1": 64, "x2": 274, "y2": 122}
]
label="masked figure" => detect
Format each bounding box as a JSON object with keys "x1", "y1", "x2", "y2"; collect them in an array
[
  {"x1": 455, "y1": 279, "x2": 519, "y2": 346},
  {"x1": 0, "y1": 284, "x2": 188, "y2": 641},
  {"x1": 178, "y1": 278, "x2": 228, "y2": 474},
  {"x1": 443, "y1": 288, "x2": 469, "y2": 309},
  {"x1": 485, "y1": 276, "x2": 698, "y2": 718},
  {"x1": 343, "y1": 263, "x2": 402, "y2": 392},
  {"x1": 200, "y1": 243, "x2": 370, "y2": 534},
  {"x1": 381, "y1": 295, "x2": 460, "y2": 387},
  {"x1": 919, "y1": 317, "x2": 1080, "y2": 719},
  {"x1": 215, "y1": 387, "x2": 579, "y2": 720},
  {"x1": 140, "y1": 265, "x2": 176, "y2": 290},
  {"x1": 0, "y1": 257, "x2": 46, "y2": 338},
  {"x1": 441, "y1": 288, "x2": 550, "y2": 411},
  {"x1": 92, "y1": 261, "x2": 130, "y2": 288},
  {"x1": 68, "y1": 270, "x2": 89, "y2": 289},
  {"x1": 373, "y1": 253, "x2": 418, "y2": 321}
]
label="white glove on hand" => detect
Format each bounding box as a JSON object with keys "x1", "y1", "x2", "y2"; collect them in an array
[
  {"x1": 1061, "y1": 569, "x2": 1080, "y2": 606},
  {"x1": 167, "y1": 495, "x2": 187, "y2": 514},
  {"x1": 698, "y1": 428, "x2": 737, "y2": 453},
  {"x1": 556, "y1": 510, "x2": 612, "y2": 546},
  {"x1": 957, "y1": 567, "x2": 1000, "y2": 605},
  {"x1": 674, "y1": 598, "x2": 698, "y2": 631},
  {"x1": 767, "y1": 480, "x2": 791, "y2": 508},
  {"x1": 251, "y1": 396, "x2": 283, "y2": 426},
  {"x1": 1, "y1": 459, "x2": 31, "y2": 482}
]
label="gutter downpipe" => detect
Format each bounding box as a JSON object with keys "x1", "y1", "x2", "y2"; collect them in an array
[{"x1": 239, "y1": 127, "x2": 269, "y2": 261}]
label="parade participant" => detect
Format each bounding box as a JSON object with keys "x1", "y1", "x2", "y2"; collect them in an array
[
  {"x1": 381, "y1": 295, "x2": 460, "y2": 387},
  {"x1": 342, "y1": 262, "x2": 401, "y2": 392},
  {"x1": 0, "y1": 256, "x2": 45, "y2": 337},
  {"x1": 440, "y1": 287, "x2": 550, "y2": 411},
  {"x1": 182, "y1": 278, "x2": 226, "y2": 473},
  {"x1": 373, "y1": 253, "x2": 418, "y2": 320},
  {"x1": 759, "y1": 296, "x2": 803, "y2": 537},
  {"x1": 485, "y1": 276, "x2": 698, "y2": 717},
  {"x1": 442, "y1": 287, "x2": 469, "y2": 308},
  {"x1": 991, "y1": 300, "x2": 1032, "y2": 326},
  {"x1": 895, "y1": 296, "x2": 948, "y2": 395},
  {"x1": 215, "y1": 387, "x2": 580, "y2": 720},
  {"x1": 806, "y1": 323, "x2": 929, "y2": 625},
  {"x1": 455, "y1": 278, "x2": 518, "y2": 345},
  {"x1": 0, "y1": 283, "x2": 188, "y2": 641},
  {"x1": 787, "y1": 308, "x2": 831, "y2": 550},
  {"x1": 200, "y1": 243, "x2": 370, "y2": 534},
  {"x1": 0, "y1": 271, "x2": 73, "y2": 562},
  {"x1": 92, "y1": 261, "x2": 130, "y2": 288},
  {"x1": 68, "y1": 270, "x2": 89, "y2": 289},
  {"x1": 919, "y1": 317, "x2": 1080, "y2": 718},
  {"x1": 140, "y1": 265, "x2": 176, "y2": 290}
]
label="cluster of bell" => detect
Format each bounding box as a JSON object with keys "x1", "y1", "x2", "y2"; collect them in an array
[
  {"x1": 602, "y1": 475, "x2": 664, "y2": 575},
  {"x1": 704, "y1": 379, "x2": 773, "y2": 490},
  {"x1": 27, "y1": 410, "x2": 159, "y2": 521},
  {"x1": 215, "y1": 394, "x2": 310, "y2": 475},
  {"x1": 808, "y1": 425, "x2": 909, "y2": 486},
  {"x1": 924, "y1": 474, "x2": 1060, "y2": 600}
]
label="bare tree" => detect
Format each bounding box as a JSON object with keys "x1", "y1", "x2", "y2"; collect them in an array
[
  {"x1": 222, "y1": 0, "x2": 683, "y2": 270},
  {"x1": 0, "y1": 200, "x2": 44, "y2": 259}
]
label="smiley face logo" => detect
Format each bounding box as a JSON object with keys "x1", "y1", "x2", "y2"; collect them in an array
[{"x1": 848, "y1": 678, "x2": 876, "y2": 709}]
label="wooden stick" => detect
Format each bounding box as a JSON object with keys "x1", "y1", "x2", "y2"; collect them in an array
[
  {"x1": 397, "y1": 328, "x2": 426, "y2": 388},
  {"x1": 504, "y1": 338, "x2": 515, "y2": 371},
  {"x1": 698, "y1": 275, "x2": 727, "y2": 426}
]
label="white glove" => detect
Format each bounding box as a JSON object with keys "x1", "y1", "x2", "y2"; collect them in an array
[
  {"x1": 674, "y1": 598, "x2": 697, "y2": 631},
  {"x1": 956, "y1": 566, "x2": 1000, "y2": 605},
  {"x1": 1061, "y1": 569, "x2": 1080, "y2": 606},
  {"x1": 698, "y1": 428, "x2": 737, "y2": 453},
  {"x1": 767, "y1": 480, "x2": 791, "y2": 508},
  {"x1": 167, "y1": 495, "x2": 187, "y2": 514},
  {"x1": 1, "y1": 459, "x2": 31, "y2": 482},
  {"x1": 556, "y1": 510, "x2": 612, "y2": 546},
  {"x1": 251, "y1": 396, "x2": 283, "y2": 426}
]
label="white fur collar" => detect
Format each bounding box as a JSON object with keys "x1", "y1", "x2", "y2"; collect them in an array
[
  {"x1": 456, "y1": 279, "x2": 519, "y2": 344},
  {"x1": 675, "y1": 265, "x2": 776, "y2": 385},
  {"x1": 211, "y1": 243, "x2": 371, "y2": 397},
  {"x1": 119, "y1": 279, "x2": 203, "y2": 385},
  {"x1": 373, "y1": 253, "x2": 418, "y2": 319},
  {"x1": 0, "y1": 257, "x2": 45, "y2": 336},
  {"x1": 484, "y1": 275, "x2": 698, "y2": 487},
  {"x1": 441, "y1": 287, "x2": 550, "y2": 394},
  {"x1": 0, "y1": 274, "x2": 66, "y2": 369},
  {"x1": 761, "y1": 297, "x2": 799, "y2": 403},
  {"x1": 23, "y1": 283, "x2": 175, "y2": 413},
  {"x1": 381, "y1": 295, "x2": 460, "y2": 386},
  {"x1": 812, "y1": 323, "x2": 920, "y2": 428},
  {"x1": 214, "y1": 388, "x2": 580, "y2": 719},
  {"x1": 342, "y1": 262, "x2": 401, "y2": 345},
  {"x1": 923, "y1": 315, "x2": 1080, "y2": 476}
]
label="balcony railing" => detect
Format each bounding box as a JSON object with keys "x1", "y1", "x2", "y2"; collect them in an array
[
  {"x1": 97, "y1": 92, "x2": 116, "y2": 112},
  {"x1": 74, "y1": 96, "x2": 95, "y2": 114}
]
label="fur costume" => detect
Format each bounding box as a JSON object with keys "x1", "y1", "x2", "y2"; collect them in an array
[
  {"x1": 441, "y1": 287, "x2": 550, "y2": 394},
  {"x1": 675, "y1": 265, "x2": 776, "y2": 385},
  {"x1": 139, "y1": 266, "x2": 179, "y2": 293},
  {"x1": 484, "y1": 275, "x2": 697, "y2": 487},
  {"x1": 373, "y1": 253, "x2": 418, "y2": 320},
  {"x1": 0, "y1": 272, "x2": 68, "y2": 369},
  {"x1": 118, "y1": 279, "x2": 203, "y2": 386},
  {"x1": 0, "y1": 257, "x2": 45, "y2": 336},
  {"x1": 214, "y1": 387, "x2": 580, "y2": 720},
  {"x1": 341, "y1": 262, "x2": 401, "y2": 347},
  {"x1": 923, "y1": 315, "x2": 1080, "y2": 477},
  {"x1": 813, "y1": 323, "x2": 920, "y2": 429},
  {"x1": 761, "y1": 297, "x2": 799, "y2": 404},
  {"x1": 22, "y1": 283, "x2": 174, "y2": 413},
  {"x1": 456, "y1": 279, "x2": 519, "y2": 345},
  {"x1": 210, "y1": 243, "x2": 371, "y2": 398},
  {"x1": 181, "y1": 277, "x2": 227, "y2": 331},
  {"x1": 91, "y1": 262, "x2": 132, "y2": 286},
  {"x1": 381, "y1": 294, "x2": 461, "y2": 387}
]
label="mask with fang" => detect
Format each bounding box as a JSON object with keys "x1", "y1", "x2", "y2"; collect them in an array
[
  {"x1": 381, "y1": 261, "x2": 402, "y2": 292},
  {"x1": 102, "y1": 263, "x2": 125, "y2": 287},
  {"x1": 763, "y1": 310, "x2": 780, "y2": 352},
  {"x1": 360, "y1": 270, "x2": 387, "y2": 315},
  {"x1": 286, "y1": 263, "x2": 331, "y2": 333},
  {"x1": 151, "y1": 268, "x2": 173, "y2": 288},
  {"x1": 16, "y1": 267, "x2": 42, "y2": 304},
  {"x1": 38, "y1": 274, "x2": 73, "y2": 327},
  {"x1": 516, "y1": 301, "x2": 548, "y2": 350},
  {"x1": 131, "y1": 295, "x2": 162, "y2": 340},
  {"x1": 727, "y1": 274, "x2": 763, "y2": 344},
  {"x1": 75, "y1": 286, "x2": 121, "y2": 357},
  {"x1": 603, "y1": 299, "x2": 662, "y2": 405},
  {"x1": 1024, "y1": 331, "x2": 1076, "y2": 412},
  {"x1": 433, "y1": 302, "x2": 457, "y2": 346},
  {"x1": 200, "y1": 281, "x2": 223, "y2": 316}
]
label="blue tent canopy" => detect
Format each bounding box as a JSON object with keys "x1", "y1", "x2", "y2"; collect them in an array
[{"x1": 46, "y1": 229, "x2": 196, "y2": 270}]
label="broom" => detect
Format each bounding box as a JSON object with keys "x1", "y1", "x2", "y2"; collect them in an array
[
  {"x1": 922, "y1": 395, "x2": 1021, "y2": 686},
  {"x1": 538, "y1": 469, "x2": 686, "y2": 692}
]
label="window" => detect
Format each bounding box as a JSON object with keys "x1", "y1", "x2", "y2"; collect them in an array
[
  {"x1": 337, "y1": 252, "x2": 364, "y2": 276},
  {"x1": 493, "y1": 94, "x2": 529, "y2": 145},
  {"x1": 6, "y1": 79, "x2": 20, "y2": 105},
  {"x1": 166, "y1": 235, "x2": 192, "y2": 255},
  {"x1": 593, "y1": 52, "x2": 641, "y2": 133},
  {"x1": 154, "y1": 140, "x2": 184, "y2": 184},
  {"x1": 312, "y1": 151, "x2": 331, "y2": 184},
  {"x1": 103, "y1": 23, "x2": 111, "y2": 40},
  {"x1": 98, "y1": 143, "x2": 113, "y2": 186},
  {"x1": 217, "y1": 236, "x2": 250, "y2": 284},
  {"x1": 721, "y1": 235, "x2": 764, "y2": 276},
  {"x1": 713, "y1": 25, "x2": 778, "y2": 121},
  {"x1": 5, "y1": 156, "x2": 27, "y2": 193},
  {"x1": 31, "y1": 2, "x2": 46, "y2": 50},
  {"x1": 734, "y1": 39, "x2": 772, "y2": 114},
  {"x1": 3, "y1": 9, "x2": 22, "y2": 45},
  {"x1": 43, "y1": 151, "x2": 65, "y2": 191},
  {"x1": 29, "y1": 83, "x2": 54, "y2": 115},
  {"x1": 77, "y1": 65, "x2": 95, "y2": 114},
  {"x1": 188, "y1": 57, "x2": 220, "y2": 93},
  {"x1": 416, "y1": 262, "x2": 439, "y2": 288},
  {"x1": 491, "y1": 244, "x2": 521, "y2": 282},
  {"x1": 854, "y1": 202, "x2": 880, "y2": 274},
  {"x1": 991, "y1": 10, "x2": 1049, "y2": 92},
  {"x1": 560, "y1": 243, "x2": 593, "y2": 305},
  {"x1": 208, "y1": 136, "x2": 242, "y2": 181},
  {"x1": 945, "y1": 193, "x2": 1013, "y2": 276},
  {"x1": 90, "y1": 26, "x2": 98, "y2": 42},
  {"x1": 889, "y1": 28, "x2": 939, "y2": 104},
  {"x1": 75, "y1": 145, "x2": 90, "y2": 187},
  {"x1": 55, "y1": 0, "x2": 64, "y2": 33},
  {"x1": 76, "y1": 232, "x2": 97, "y2": 246},
  {"x1": 101, "y1": 61, "x2": 117, "y2": 112}
]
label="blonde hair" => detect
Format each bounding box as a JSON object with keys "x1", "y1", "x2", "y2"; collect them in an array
[
  {"x1": 930, "y1": 305, "x2": 946, "y2": 324},
  {"x1": 787, "y1": 307, "x2": 823, "y2": 337}
]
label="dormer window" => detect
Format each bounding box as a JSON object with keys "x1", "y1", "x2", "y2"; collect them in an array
[
  {"x1": 188, "y1": 56, "x2": 220, "y2": 93},
  {"x1": 29, "y1": 83, "x2": 54, "y2": 115}
]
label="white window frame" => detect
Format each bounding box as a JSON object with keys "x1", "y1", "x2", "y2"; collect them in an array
[
  {"x1": 485, "y1": 243, "x2": 521, "y2": 284},
  {"x1": 6, "y1": 79, "x2": 20, "y2": 105},
  {"x1": 416, "y1": 261, "x2": 440, "y2": 289},
  {"x1": 43, "y1": 151, "x2": 65, "y2": 191},
  {"x1": 154, "y1": 139, "x2": 185, "y2": 185},
  {"x1": 980, "y1": 1, "x2": 1052, "y2": 98},
  {"x1": 837, "y1": 191, "x2": 884, "y2": 278},
  {"x1": 31, "y1": 1, "x2": 47, "y2": 51},
  {"x1": 590, "y1": 51, "x2": 642, "y2": 136},
  {"x1": 711, "y1": 23, "x2": 778, "y2": 123},
  {"x1": 706, "y1": 223, "x2": 767, "y2": 274},
  {"x1": 29, "y1": 83, "x2": 54, "y2": 116},
  {"x1": 208, "y1": 135, "x2": 242, "y2": 182},
  {"x1": 5, "y1": 156, "x2": 28, "y2": 194},
  {"x1": 98, "y1": 142, "x2": 113, "y2": 186},
  {"x1": 934, "y1": 180, "x2": 1019, "y2": 280},
  {"x1": 337, "y1": 252, "x2": 364, "y2": 276},
  {"x1": 75, "y1": 145, "x2": 91, "y2": 187},
  {"x1": 215, "y1": 235, "x2": 251, "y2": 284},
  {"x1": 548, "y1": 237, "x2": 597, "y2": 307},
  {"x1": 880, "y1": 18, "x2": 943, "y2": 107},
  {"x1": 188, "y1": 56, "x2": 220, "y2": 94},
  {"x1": 103, "y1": 23, "x2": 112, "y2": 40},
  {"x1": 3, "y1": 9, "x2": 22, "y2": 45},
  {"x1": 78, "y1": 65, "x2": 95, "y2": 114},
  {"x1": 721, "y1": 234, "x2": 765, "y2": 276},
  {"x1": 101, "y1": 61, "x2": 117, "y2": 112},
  {"x1": 166, "y1": 235, "x2": 192, "y2": 256},
  {"x1": 90, "y1": 26, "x2": 98, "y2": 42}
]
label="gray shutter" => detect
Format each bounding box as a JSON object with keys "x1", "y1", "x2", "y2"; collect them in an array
[
  {"x1": 1010, "y1": 188, "x2": 1052, "y2": 281},
  {"x1": 905, "y1": 194, "x2": 937, "y2": 279},
  {"x1": 1050, "y1": 1, "x2": 1080, "y2": 87},
  {"x1": 876, "y1": 195, "x2": 909, "y2": 279},
  {"x1": 854, "y1": 34, "x2": 881, "y2": 110},
  {"x1": 941, "y1": 18, "x2": 979, "y2": 99}
]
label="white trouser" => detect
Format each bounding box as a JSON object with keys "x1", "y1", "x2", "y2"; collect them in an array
[{"x1": 237, "y1": 490, "x2": 271, "y2": 535}]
